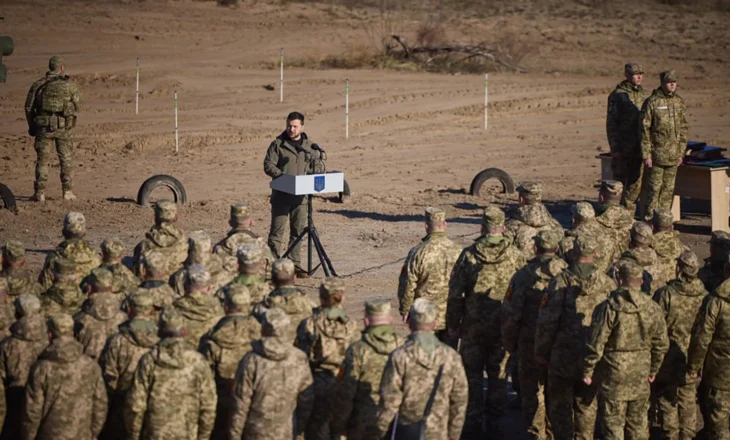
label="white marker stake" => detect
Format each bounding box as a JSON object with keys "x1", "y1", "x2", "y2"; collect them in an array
[
  {"x1": 280, "y1": 48, "x2": 284, "y2": 103},
  {"x1": 135, "y1": 57, "x2": 140, "y2": 115},
  {"x1": 345, "y1": 79, "x2": 350, "y2": 140},
  {"x1": 174, "y1": 91, "x2": 179, "y2": 153},
  {"x1": 484, "y1": 73, "x2": 489, "y2": 130}
]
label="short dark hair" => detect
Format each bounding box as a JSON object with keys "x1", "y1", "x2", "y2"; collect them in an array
[{"x1": 286, "y1": 112, "x2": 305, "y2": 124}]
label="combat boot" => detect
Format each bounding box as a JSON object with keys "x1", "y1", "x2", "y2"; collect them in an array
[
  {"x1": 63, "y1": 190, "x2": 77, "y2": 201},
  {"x1": 31, "y1": 192, "x2": 45, "y2": 202}
]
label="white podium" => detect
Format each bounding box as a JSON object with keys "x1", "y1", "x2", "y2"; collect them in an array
[{"x1": 270, "y1": 172, "x2": 344, "y2": 277}]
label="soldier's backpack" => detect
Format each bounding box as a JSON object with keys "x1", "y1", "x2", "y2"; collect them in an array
[{"x1": 35, "y1": 77, "x2": 68, "y2": 113}]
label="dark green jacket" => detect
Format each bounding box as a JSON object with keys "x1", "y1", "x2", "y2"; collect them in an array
[{"x1": 263, "y1": 132, "x2": 318, "y2": 205}]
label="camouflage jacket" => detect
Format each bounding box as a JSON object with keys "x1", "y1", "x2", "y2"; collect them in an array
[
  {"x1": 0, "y1": 298, "x2": 12, "y2": 342},
  {"x1": 136, "y1": 280, "x2": 176, "y2": 310},
  {"x1": 0, "y1": 314, "x2": 48, "y2": 388},
  {"x1": 81, "y1": 262, "x2": 140, "y2": 295},
  {"x1": 613, "y1": 247, "x2": 664, "y2": 293},
  {"x1": 653, "y1": 275, "x2": 707, "y2": 385},
  {"x1": 296, "y1": 306, "x2": 360, "y2": 374},
  {"x1": 100, "y1": 318, "x2": 159, "y2": 394},
  {"x1": 124, "y1": 337, "x2": 216, "y2": 440},
  {"x1": 688, "y1": 278, "x2": 730, "y2": 390},
  {"x1": 502, "y1": 254, "x2": 567, "y2": 355},
  {"x1": 173, "y1": 292, "x2": 225, "y2": 349},
  {"x1": 25, "y1": 72, "x2": 81, "y2": 125},
  {"x1": 375, "y1": 333, "x2": 469, "y2": 440},
  {"x1": 214, "y1": 228, "x2": 274, "y2": 281},
  {"x1": 641, "y1": 88, "x2": 689, "y2": 166},
  {"x1": 217, "y1": 274, "x2": 271, "y2": 304},
  {"x1": 447, "y1": 235, "x2": 526, "y2": 343},
  {"x1": 132, "y1": 223, "x2": 189, "y2": 276},
  {"x1": 582, "y1": 286, "x2": 668, "y2": 400},
  {"x1": 39, "y1": 238, "x2": 101, "y2": 290},
  {"x1": 200, "y1": 313, "x2": 261, "y2": 383},
  {"x1": 652, "y1": 231, "x2": 688, "y2": 287},
  {"x1": 253, "y1": 286, "x2": 314, "y2": 344},
  {"x1": 0, "y1": 267, "x2": 44, "y2": 297},
  {"x1": 230, "y1": 336, "x2": 314, "y2": 440},
  {"x1": 606, "y1": 80, "x2": 649, "y2": 157},
  {"x1": 567, "y1": 220, "x2": 619, "y2": 273},
  {"x1": 41, "y1": 279, "x2": 86, "y2": 317},
  {"x1": 535, "y1": 263, "x2": 615, "y2": 379},
  {"x1": 505, "y1": 204, "x2": 565, "y2": 260},
  {"x1": 74, "y1": 292, "x2": 127, "y2": 359},
  {"x1": 23, "y1": 336, "x2": 107, "y2": 440},
  {"x1": 170, "y1": 254, "x2": 234, "y2": 299},
  {"x1": 263, "y1": 132, "x2": 319, "y2": 205},
  {"x1": 331, "y1": 325, "x2": 401, "y2": 440},
  {"x1": 595, "y1": 205, "x2": 634, "y2": 256},
  {"x1": 398, "y1": 232, "x2": 462, "y2": 330}
]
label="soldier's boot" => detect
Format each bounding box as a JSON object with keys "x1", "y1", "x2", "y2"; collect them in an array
[
  {"x1": 63, "y1": 190, "x2": 77, "y2": 201},
  {"x1": 31, "y1": 192, "x2": 45, "y2": 202}
]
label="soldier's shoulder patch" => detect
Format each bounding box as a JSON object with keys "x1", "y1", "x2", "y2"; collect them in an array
[{"x1": 540, "y1": 292, "x2": 550, "y2": 309}]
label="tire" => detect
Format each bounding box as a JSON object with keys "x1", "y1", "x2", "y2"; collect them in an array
[
  {"x1": 469, "y1": 168, "x2": 515, "y2": 196},
  {"x1": 0, "y1": 183, "x2": 17, "y2": 214},
  {"x1": 137, "y1": 175, "x2": 187, "y2": 207}
]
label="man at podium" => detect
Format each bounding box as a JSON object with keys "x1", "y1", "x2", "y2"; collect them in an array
[{"x1": 263, "y1": 111, "x2": 320, "y2": 278}]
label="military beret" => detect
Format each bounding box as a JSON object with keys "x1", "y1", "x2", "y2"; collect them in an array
[
  {"x1": 619, "y1": 260, "x2": 644, "y2": 280},
  {"x1": 482, "y1": 205, "x2": 506, "y2": 228},
  {"x1": 272, "y1": 259, "x2": 295, "y2": 280},
  {"x1": 63, "y1": 212, "x2": 86, "y2": 236},
  {"x1": 128, "y1": 291, "x2": 155, "y2": 309},
  {"x1": 425, "y1": 207, "x2": 446, "y2": 224},
  {"x1": 54, "y1": 258, "x2": 77, "y2": 275},
  {"x1": 365, "y1": 299, "x2": 391, "y2": 318},
  {"x1": 88, "y1": 267, "x2": 114, "y2": 291},
  {"x1": 571, "y1": 202, "x2": 595, "y2": 221},
  {"x1": 154, "y1": 200, "x2": 178, "y2": 222},
  {"x1": 48, "y1": 55, "x2": 64, "y2": 71},
  {"x1": 225, "y1": 284, "x2": 251, "y2": 308},
  {"x1": 142, "y1": 250, "x2": 168, "y2": 274},
  {"x1": 574, "y1": 235, "x2": 598, "y2": 257},
  {"x1": 600, "y1": 180, "x2": 623, "y2": 197},
  {"x1": 159, "y1": 308, "x2": 185, "y2": 332},
  {"x1": 237, "y1": 243, "x2": 264, "y2": 265},
  {"x1": 319, "y1": 278, "x2": 346, "y2": 299},
  {"x1": 262, "y1": 307, "x2": 290, "y2": 337},
  {"x1": 660, "y1": 70, "x2": 678, "y2": 83},
  {"x1": 534, "y1": 230, "x2": 562, "y2": 252},
  {"x1": 677, "y1": 250, "x2": 700, "y2": 276},
  {"x1": 48, "y1": 313, "x2": 74, "y2": 336},
  {"x1": 101, "y1": 238, "x2": 125, "y2": 259},
  {"x1": 625, "y1": 62, "x2": 644, "y2": 75},
  {"x1": 15, "y1": 294, "x2": 41, "y2": 317},
  {"x1": 185, "y1": 263, "x2": 211, "y2": 288},
  {"x1": 631, "y1": 222, "x2": 654, "y2": 245},
  {"x1": 652, "y1": 208, "x2": 674, "y2": 229},
  {"x1": 3, "y1": 240, "x2": 26, "y2": 262},
  {"x1": 409, "y1": 298, "x2": 437, "y2": 325},
  {"x1": 230, "y1": 203, "x2": 251, "y2": 221}
]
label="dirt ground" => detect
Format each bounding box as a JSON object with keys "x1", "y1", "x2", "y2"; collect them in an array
[{"x1": 1, "y1": 0, "x2": 729, "y2": 334}]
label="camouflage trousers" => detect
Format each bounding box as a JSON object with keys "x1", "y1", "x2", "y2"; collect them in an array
[
  {"x1": 547, "y1": 374, "x2": 599, "y2": 440},
  {"x1": 621, "y1": 158, "x2": 644, "y2": 218},
  {"x1": 517, "y1": 345, "x2": 552, "y2": 440},
  {"x1": 461, "y1": 339, "x2": 509, "y2": 438},
  {"x1": 268, "y1": 200, "x2": 307, "y2": 267},
  {"x1": 701, "y1": 386, "x2": 730, "y2": 440},
  {"x1": 652, "y1": 379, "x2": 699, "y2": 440},
  {"x1": 34, "y1": 129, "x2": 74, "y2": 192},
  {"x1": 600, "y1": 396, "x2": 650, "y2": 440},
  {"x1": 304, "y1": 371, "x2": 337, "y2": 440},
  {"x1": 644, "y1": 165, "x2": 678, "y2": 222}
]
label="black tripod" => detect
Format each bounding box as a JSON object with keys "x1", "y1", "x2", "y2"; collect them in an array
[{"x1": 282, "y1": 195, "x2": 337, "y2": 277}]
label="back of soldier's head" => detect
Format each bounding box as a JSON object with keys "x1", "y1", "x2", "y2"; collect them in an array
[
  {"x1": 619, "y1": 260, "x2": 644, "y2": 286},
  {"x1": 517, "y1": 182, "x2": 543, "y2": 205},
  {"x1": 63, "y1": 211, "x2": 86, "y2": 238},
  {"x1": 14, "y1": 294, "x2": 41, "y2": 319},
  {"x1": 652, "y1": 208, "x2": 674, "y2": 231},
  {"x1": 187, "y1": 231, "x2": 212, "y2": 264},
  {"x1": 142, "y1": 250, "x2": 168, "y2": 278},
  {"x1": 101, "y1": 238, "x2": 125, "y2": 261},
  {"x1": 3, "y1": 240, "x2": 26, "y2": 266},
  {"x1": 534, "y1": 230, "x2": 562, "y2": 254},
  {"x1": 154, "y1": 200, "x2": 178, "y2": 224},
  {"x1": 53, "y1": 257, "x2": 77, "y2": 280},
  {"x1": 630, "y1": 222, "x2": 653, "y2": 247},
  {"x1": 408, "y1": 298, "x2": 437, "y2": 331},
  {"x1": 319, "y1": 278, "x2": 346, "y2": 306},
  {"x1": 224, "y1": 284, "x2": 251, "y2": 313},
  {"x1": 237, "y1": 243, "x2": 264, "y2": 272},
  {"x1": 158, "y1": 308, "x2": 186, "y2": 338},
  {"x1": 365, "y1": 299, "x2": 392, "y2": 326},
  {"x1": 262, "y1": 307, "x2": 290, "y2": 338},
  {"x1": 48, "y1": 313, "x2": 74, "y2": 339},
  {"x1": 230, "y1": 203, "x2": 252, "y2": 227},
  {"x1": 88, "y1": 267, "x2": 114, "y2": 293},
  {"x1": 424, "y1": 207, "x2": 447, "y2": 231},
  {"x1": 482, "y1": 205, "x2": 506, "y2": 235},
  {"x1": 678, "y1": 250, "x2": 700, "y2": 278},
  {"x1": 128, "y1": 290, "x2": 156, "y2": 317},
  {"x1": 572, "y1": 202, "x2": 595, "y2": 224},
  {"x1": 599, "y1": 180, "x2": 623, "y2": 205},
  {"x1": 48, "y1": 55, "x2": 64, "y2": 73},
  {"x1": 185, "y1": 263, "x2": 211, "y2": 293},
  {"x1": 272, "y1": 259, "x2": 296, "y2": 285}
]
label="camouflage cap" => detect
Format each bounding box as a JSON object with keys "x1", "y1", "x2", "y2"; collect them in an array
[
  {"x1": 159, "y1": 308, "x2": 185, "y2": 332},
  {"x1": 185, "y1": 263, "x2": 211, "y2": 289},
  {"x1": 48, "y1": 55, "x2": 64, "y2": 71},
  {"x1": 534, "y1": 230, "x2": 562, "y2": 252},
  {"x1": 625, "y1": 62, "x2": 644, "y2": 75},
  {"x1": 425, "y1": 207, "x2": 446, "y2": 224},
  {"x1": 272, "y1": 258, "x2": 296, "y2": 280},
  {"x1": 237, "y1": 243, "x2": 264, "y2": 265},
  {"x1": 631, "y1": 222, "x2": 654, "y2": 245},
  {"x1": 677, "y1": 250, "x2": 700, "y2": 276},
  {"x1": 225, "y1": 284, "x2": 251, "y2": 308},
  {"x1": 571, "y1": 202, "x2": 595, "y2": 221},
  {"x1": 652, "y1": 208, "x2": 674, "y2": 229},
  {"x1": 54, "y1": 257, "x2": 77, "y2": 275},
  {"x1": 154, "y1": 200, "x2": 178, "y2": 222},
  {"x1": 365, "y1": 299, "x2": 391, "y2": 318},
  {"x1": 559, "y1": 236, "x2": 575, "y2": 258},
  {"x1": 230, "y1": 203, "x2": 251, "y2": 221},
  {"x1": 600, "y1": 180, "x2": 623, "y2": 197},
  {"x1": 709, "y1": 230, "x2": 730, "y2": 246},
  {"x1": 101, "y1": 238, "x2": 125, "y2": 259},
  {"x1": 15, "y1": 294, "x2": 41, "y2": 317},
  {"x1": 517, "y1": 181, "x2": 543, "y2": 202},
  {"x1": 319, "y1": 278, "x2": 346, "y2": 300},
  {"x1": 128, "y1": 291, "x2": 155, "y2": 309},
  {"x1": 409, "y1": 298, "x2": 437, "y2": 325},
  {"x1": 619, "y1": 259, "x2": 644, "y2": 280},
  {"x1": 3, "y1": 240, "x2": 26, "y2": 262},
  {"x1": 660, "y1": 70, "x2": 678, "y2": 83},
  {"x1": 188, "y1": 230, "x2": 212, "y2": 254},
  {"x1": 63, "y1": 212, "x2": 86, "y2": 236},
  {"x1": 48, "y1": 313, "x2": 74, "y2": 336},
  {"x1": 262, "y1": 307, "x2": 290, "y2": 337},
  {"x1": 482, "y1": 205, "x2": 506, "y2": 228},
  {"x1": 574, "y1": 235, "x2": 599, "y2": 257},
  {"x1": 142, "y1": 250, "x2": 168, "y2": 275},
  {"x1": 88, "y1": 267, "x2": 114, "y2": 291}
]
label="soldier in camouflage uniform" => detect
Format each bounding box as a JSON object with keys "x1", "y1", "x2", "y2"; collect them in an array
[
  {"x1": 652, "y1": 208, "x2": 688, "y2": 287},
  {"x1": 214, "y1": 203, "x2": 274, "y2": 281},
  {"x1": 73, "y1": 268, "x2": 127, "y2": 359},
  {"x1": 0, "y1": 294, "x2": 47, "y2": 440},
  {"x1": 23, "y1": 314, "x2": 107, "y2": 440},
  {"x1": 535, "y1": 236, "x2": 616, "y2": 440},
  {"x1": 253, "y1": 258, "x2": 314, "y2": 344},
  {"x1": 0, "y1": 279, "x2": 12, "y2": 341},
  {"x1": 582, "y1": 260, "x2": 669, "y2": 440},
  {"x1": 641, "y1": 70, "x2": 689, "y2": 221},
  {"x1": 297, "y1": 279, "x2": 360, "y2": 440},
  {"x1": 216, "y1": 243, "x2": 272, "y2": 304},
  {"x1": 0, "y1": 241, "x2": 44, "y2": 297},
  {"x1": 132, "y1": 200, "x2": 188, "y2": 276},
  {"x1": 135, "y1": 250, "x2": 176, "y2": 311},
  {"x1": 24, "y1": 56, "x2": 81, "y2": 202},
  {"x1": 699, "y1": 231, "x2": 730, "y2": 292},
  {"x1": 614, "y1": 222, "x2": 663, "y2": 294},
  {"x1": 41, "y1": 258, "x2": 85, "y2": 317},
  {"x1": 125, "y1": 308, "x2": 216, "y2": 440},
  {"x1": 170, "y1": 230, "x2": 234, "y2": 298},
  {"x1": 502, "y1": 230, "x2": 567, "y2": 440},
  {"x1": 566, "y1": 202, "x2": 616, "y2": 273},
  {"x1": 376, "y1": 298, "x2": 469, "y2": 440},
  {"x1": 331, "y1": 300, "x2": 401, "y2": 440},
  {"x1": 505, "y1": 182, "x2": 564, "y2": 260},
  {"x1": 39, "y1": 212, "x2": 100, "y2": 289},
  {"x1": 99, "y1": 292, "x2": 158, "y2": 440},
  {"x1": 606, "y1": 63, "x2": 650, "y2": 215},
  {"x1": 230, "y1": 308, "x2": 314, "y2": 440},
  {"x1": 596, "y1": 180, "x2": 635, "y2": 256},
  {"x1": 398, "y1": 207, "x2": 462, "y2": 342},
  {"x1": 448, "y1": 205, "x2": 526, "y2": 438},
  {"x1": 199, "y1": 285, "x2": 261, "y2": 440},
  {"x1": 652, "y1": 251, "x2": 707, "y2": 440},
  {"x1": 173, "y1": 264, "x2": 224, "y2": 349},
  {"x1": 81, "y1": 238, "x2": 140, "y2": 296}
]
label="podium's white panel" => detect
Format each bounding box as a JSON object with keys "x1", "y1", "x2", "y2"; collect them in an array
[{"x1": 270, "y1": 173, "x2": 344, "y2": 195}]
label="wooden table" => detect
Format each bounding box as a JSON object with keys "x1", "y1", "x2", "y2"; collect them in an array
[{"x1": 597, "y1": 155, "x2": 730, "y2": 232}]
